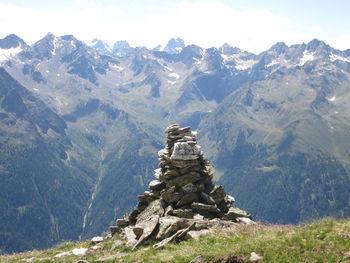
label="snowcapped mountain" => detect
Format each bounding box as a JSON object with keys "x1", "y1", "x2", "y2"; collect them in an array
[
  {"x1": 164, "y1": 37, "x2": 185, "y2": 54},
  {"x1": 112, "y1": 40, "x2": 133, "y2": 56},
  {"x1": 86, "y1": 38, "x2": 112, "y2": 54}
]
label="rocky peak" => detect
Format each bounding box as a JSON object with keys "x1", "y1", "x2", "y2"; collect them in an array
[
  {"x1": 269, "y1": 41, "x2": 288, "y2": 54},
  {"x1": 164, "y1": 38, "x2": 185, "y2": 54},
  {"x1": 219, "y1": 43, "x2": 241, "y2": 55},
  {"x1": 110, "y1": 124, "x2": 252, "y2": 249},
  {"x1": 113, "y1": 40, "x2": 133, "y2": 56},
  {"x1": 0, "y1": 34, "x2": 27, "y2": 49},
  {"x1": 87, "y1": 38, "x2": 112, "y2": 54}
]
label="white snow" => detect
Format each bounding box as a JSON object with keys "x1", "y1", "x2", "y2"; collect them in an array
[
  {"x1": 167, "y1": 80, "x2": 176, "y2": 85},
  {"x1": 56, "y1": 73, "x2": 60, "y2": 77},
  {"x1": 299, "y1": 51, "x2": 315, "y2": 66},
  {"x1": 168, "y1": 72, "x2": 179, "y2": 79},
  {"x1": 71, "y1": 40, "x2": 76, "y2": 48},
  {"x1": 328, "y1": 96, "x2": 336, "y2": 102},
  {"x1": 0, "y1": 46, "x2": 22, "y2": 62},
  {"x1": 112, "y1": 64, "x2": 124, "y2": 71},
  {"x1": 267, "y1": 60, "x2": 278, "y2": 67},
  {"x1": 33, "y1": 88, "x2": 39, "y2": 91},
  {"x1": 330, "y1": 53, "x2": 350, "y2": 63},
  {"x1": 164, "y1": 65, "x2": 173, "y2": 72},
  {"x1": 45, "y1": 70, "x2": 50, "y2": 73},
  {"x1": 235, "y1": 59, "x2": 257, "y2": 70}
]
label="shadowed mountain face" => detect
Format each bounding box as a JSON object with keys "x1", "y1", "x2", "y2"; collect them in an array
[{"x1": 1, "y1": 34, "x2": 350, "y2": 252}]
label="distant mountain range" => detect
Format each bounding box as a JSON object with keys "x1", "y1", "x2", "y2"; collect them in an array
[{"x1": 0, "y1": 33, "x2": 350, "y2": 253}]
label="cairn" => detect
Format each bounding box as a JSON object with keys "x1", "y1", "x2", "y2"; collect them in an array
[{"x1": 110, "y1": 124, "x2": 252, "y2": 249}]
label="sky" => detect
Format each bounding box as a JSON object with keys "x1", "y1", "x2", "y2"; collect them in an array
[{"x1": 0, "y1": 0, "x2": 349, "y2": 53}]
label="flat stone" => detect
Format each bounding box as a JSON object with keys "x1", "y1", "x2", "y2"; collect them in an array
[
  {"x1": 72, "y1": 248, "x2": 88, "y2": 256},
  {"x1": 190, "y1": 255, "x2": 206, "y2": 263},
  {"x1": 149, "y1": 180, "x2": 165, "y2": 191},
  {"x1": 136, "y1": 199, "x2": 164, "y2": 224},
  {"x1": 156, "y1": 216, "x2": 190, "y2": 240},
  {"x1": 191, "y1": 202, "x2": 221, "y2": 213},
  {"x1": 133, "y1": 215, "x2": 160, "y2": 249},
  {"x1": 138, "y1": 191, "x2": 158, "y2": 204},
  {"x1": 123, "y1": 226, "x2": 138, "y2": 247},
  {"x1": 171, "y1": 209, "x2": 194, "y2": 218},
  {"x1": 170, "y1": 159, "x2": 200, "y2": 168},
  {"x1": 237, "y1": 217, "x2": 256, "y2": 225},
  {"x1": 171, "y1": 142, "x2": 200, "y2": 160},
  {"x1": 167, "y1": 172, "x2": 201, "y2": 188},
  {"x1": 223, "y1": 207, "x2": 252, "y2": 221},
  {"x1": 116, "y1": 218, "x2": 129, "y2": 227},
  {"x1": 109, "y1": 225, "x2": 121, "y2": 233},
  {"x1": 91, "y1": 236, "x2": 104, "y2": 244},
  {"x1": 165, "y1": 124, "x2": 180, "y2": 133},
  {"x1": 176, "y1": 193, "x2": 199, "y2": 207},
  {"x1": 250, "y1": 252, "x2": 263, "y2": 261},
  {"x1": 180, "y1": 183, "x2": 196, "y2": 193},
  {"x1": 163, "y1": 169, "x2": 180, "y2": 179}
]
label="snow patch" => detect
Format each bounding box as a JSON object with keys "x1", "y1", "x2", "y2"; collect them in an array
[
  {"x1": 168, "y1": 72, "x2": 179, "y2": 79},
  {"x1": 235, "y1": 59, "x2": 257, "y2": 70},
  {"x1": 33, "y1": 88, "x2": 39, "y2": 91},
  {"x1": 267, "y1": 60, "x2": 278, "y2": 67},
  {"x1": 328, "y1": 96, "x2": 336, "y2": 102},
  {"x1": 330, "y1": 53, "x2": 350, "y2": 63},
  {"x1": 45, "y1": 70, "x2": 50, "y2": 73},
  {"x1": 164, "y1": 65, "x2": 173, "y2": 72},
  {"x1": 299, "y1": 51, "x2": 315, "y2": 66},
  {"x1": 0, "y1": 46, "x2": 22, "y2": 62},
  {"x1": 56, "y1": 73, "x2": 60, "y2": 77},
  {"x1": 71, "y1": 40, "x2": 76, "y2": 48},
  {"x1": 112, "y1": 64, "x2": 124, "y2": 71},
  {"x1": 167, "y1": 80, "x2": 176, "y2": 85}
]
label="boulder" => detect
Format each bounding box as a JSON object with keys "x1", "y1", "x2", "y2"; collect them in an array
[
  {"x1": 223, "y1": 207, "x2": 252, "y2": 221},
  {"x1": 133, "y1": 215, "x2": 160, "y2": 249},
  {"x1": 171, "y1": 209, "x2": 194, "y2": 218},
  {"x1": 167, "y1": 172, "x2": 201, "y2": 188},
  {"x1": 176, "y1": 193, "x2": 199, "y2": 207},
  {"x1": 209, "y1": 185, "x2": 226, "y2": 204}
]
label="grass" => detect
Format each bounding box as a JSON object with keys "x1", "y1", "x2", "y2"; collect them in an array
[{"x1": 1, "y1": 217, "x2": 349, "y2": 263}]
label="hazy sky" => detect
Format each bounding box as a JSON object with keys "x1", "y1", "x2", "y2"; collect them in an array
[{"x1": 0, "y1": 0, "x2": 349, "y2": 53}]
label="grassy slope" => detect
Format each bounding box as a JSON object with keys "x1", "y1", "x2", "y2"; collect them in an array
[{"x1": 1, "y1": 217, "x2": 349, "y2": 263}]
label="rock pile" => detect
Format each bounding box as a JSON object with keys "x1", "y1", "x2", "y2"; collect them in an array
[{"x1": 110, "y1": 124, "x2": 252, "y2": 249}]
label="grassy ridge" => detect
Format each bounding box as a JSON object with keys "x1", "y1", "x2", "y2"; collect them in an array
[{"x1": 1, "y1": 217, "x2": 349, "y2": 262}]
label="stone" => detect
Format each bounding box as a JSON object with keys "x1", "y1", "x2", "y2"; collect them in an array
[
  {"x1": 163, "y1": 169, "x2": 180, "y2": 179},
  {"x1": 225, "y1": 194, "x2": 235, "y2": 204},
  {"x1": 133, "y1": 215, "x2": 160, "y2": 249},
  {"x1": 109, "y1": 225, "x2": 121, "y2": 233},
  {"x1": 167, "y1": 172, "x2": 201, "y2": 188},
  {"x1": 111, "y1": 240, "x2": 124, "y2": 250},
  {"x1": 91, "y1": 236, "x2": 104, "y2": 244},
  {"x1": 250, "y1": 252, "x2": 263, "y2": 261},
  {"x1": 96, "y1": 252, "x2": 130, "y2": 262},
  {"x1": 138, "y1": 191, "x2": 158, "y2": 203},
  {"x1": 191, "y1": 202, "x2": 221, "y2": 214},
  {"x1": 165, "y1": 124, "x2": 180, "y2": 133},
  {"x1": 149, "y1": 180, "x2": 165, "y2": 191},
  {"x1": 237, "y1": 217, "x2": 256, "y2": 225},
  {"x1": 161, "y1": 186, "x2": 183, "y2": 203},
  {"x1": 200, "y1": 192, "x2": 215, "y2": 205},
  {"x1": 156, "y1": 216, "x2": 190, "y2": 240},
  {"x1": 123, "y1": 226, "x2": 138, "y2": 247},
  {"x1": 209, "y1": 185, "x2": 226, "y2": 204},
  {"x1": 186, "y1": 229, "x2": 210, "y2": 240},
  {"x1": 71, "y1": 248, "x2": 88, "y2": 256},
  {"x1": 190, "y1": 255, "x2": 206, "y2": 263},
  {"x1": 153, "y1": 222, "x2": 196, "y2": 249},
  {"x1": 136, "y1": 199, "x2": 164, "y2": 224},
  {"x1": 171, "y1": 209, "x2": 194, "y2": 218},
  {"x1": 171, "y1": 142, "x2": 200, "y2": 160},
  {"x1": 180, "y1": 183, "x2": 196, "y2": 193},
  {"x1": 170, "y1": 159, "x2": 199, "y2": 168},
  {"x1": 75, "y1": 260, "x2": 89, "y2": 263},
  {"x1": 223, "y1": 207, "x2": 252, "y2": 221},
  {"x1": 116, "y1": 218, "x2": 129, "y2": 227},
  {"x1": 176, "y1": 193, "x2": 199, "y2": 207}
]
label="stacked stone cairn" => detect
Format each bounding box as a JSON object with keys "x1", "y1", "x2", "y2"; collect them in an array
[{"x1": 110, "y1": 124, "x2": 252, "y2": 249}]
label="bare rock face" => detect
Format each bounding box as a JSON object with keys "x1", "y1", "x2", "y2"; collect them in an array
[{"x1": 110, "y1": 124, "x2": 253, "y2": 249}]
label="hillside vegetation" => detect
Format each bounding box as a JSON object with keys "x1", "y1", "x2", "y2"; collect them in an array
[{"x1": 1, "y1": 217, "x2": 349, "y2": 263}]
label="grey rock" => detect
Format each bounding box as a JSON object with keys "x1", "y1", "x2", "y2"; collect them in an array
[
  {"x1": 190, "y1": 255, "x2": 206, "y2": 263},
  {"x1": 111, "y1": 239, "x2": 124, "y2": 250},
  {"x1": 96, "y1": 252, "x2": 130, "y2": 262},
  {"x1": 200, "y1": 192, "x2": 215, "y2": 205},
  {"x1": 161, "y1": 186, "x2": 183, "y2": 203},
  {"x1": 176, "y1": 193, "x2": 199, "y2": 207},
  {"x1": 237, "y1": 217, "x2": 256, "y2": 225},
  {"x1": 136, "y1": 199, "x2": 164, "y2": 224},
  {"x1": 186, "y1": 229, "x2": 210, "y2": 240},
  {"x1": 209, "y1": 185, "x2": 226, "y2": 204},
  {"x1": 137, "y1": 191, "x2": 158, "y2": 204},
  {"x1": 133, "y1": 215, "x2": 160, "y2": 249},
  {"x1": 167, "y1": 172, "x2": 201, "y2": 188},
  {"x1": 149, "y1": 180, "x2": 165, "y2": 191},
  {"x1": 180, "y1": 183, "x2": 196, "y2": 193},
  {"x1": 171, "y1": 209, "x2": 194, "y2": 218},
  {"x1": 156, "y1": 216, "x2": 190, "y2": 240},
  {"x1": 223, "y1": 207, "x2": 252, "y2": 221},
  {"x1": 109, "y1": 225, "x2": 121, "y2": 233},
  {"x1": 123, "y1": 226, "x2": 138, "y2": 247},
  {"x1": 191, "y1": 202, "x2": 221, "y2": 213},
  {"x1": 171, "y1": 142, "x2": 200, "y2": 160},
  {"x1": 165, "y1": 124, "x2": 180, "y2": 133},
  {"x1": 250, "y1": 252, "x2": 263, "y2": 261},
  {"x1": 116, "y1": 218, "x2": 129, "y2": 227}
]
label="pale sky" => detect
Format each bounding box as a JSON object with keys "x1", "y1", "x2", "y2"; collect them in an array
[{"x1": 0, "y1": 0, "x2": 349, "y2": 53}]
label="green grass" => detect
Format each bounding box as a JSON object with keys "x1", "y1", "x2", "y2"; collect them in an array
[{"x1": 1, "y1": 218, "x2": 349, "y2": 263}]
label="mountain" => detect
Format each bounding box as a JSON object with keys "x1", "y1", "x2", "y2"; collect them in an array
[
  {"x1": 86, "y1": 38, "x2": 112, "y2": 54},
  {"x1": 164, "y1": 38, "x2": 185, "y2": 54},
  {"x1": 0, "y1": 34, "x2": 28, "y2": 62},
  {"x1": 112, "y1": 40, "x2": 134, "y2": 57},
  {"x1": 0, "y1": 67, "x2": 92, "y2": 253},
  {"x1": 0, "y1": 33, "x2": 350, "y2": 252}
]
